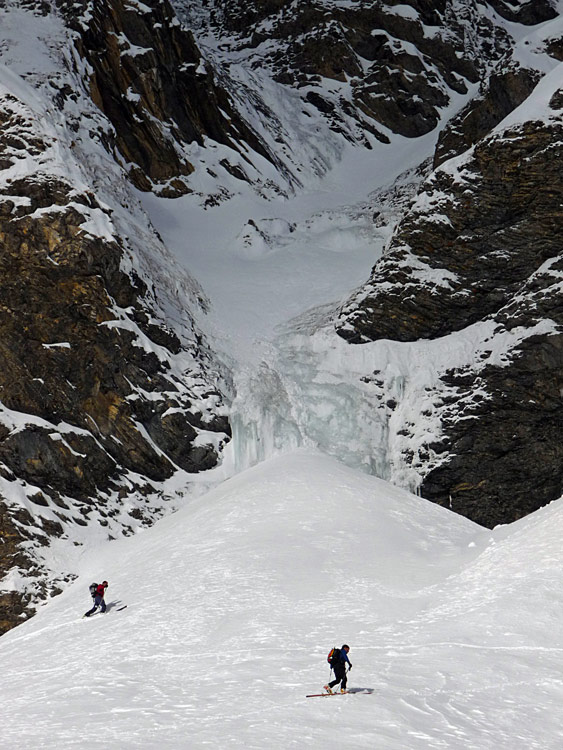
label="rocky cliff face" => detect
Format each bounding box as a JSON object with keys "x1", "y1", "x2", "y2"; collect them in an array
[
  {"x1": 0, "y1": 169, "x2": 231, "y2": 631},
  {"x1": 179, "y1": 0, "x2": 504, "y2": 148},
  {"x1": 55, "y1": 0, "x2": 278, "y2": 197},
  {"x1": 0, "y1": 1, "x2": 240, "y2": 632},
  {"x1": 336, "y1": 7, "x2": 563, "y2": 527}
]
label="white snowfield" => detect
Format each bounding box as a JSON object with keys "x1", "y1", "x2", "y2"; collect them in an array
[{"x1": 2, "y1": 450, "x2": 563, "y2": 749}]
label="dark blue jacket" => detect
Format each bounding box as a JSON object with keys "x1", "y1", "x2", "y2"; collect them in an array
[{"x1": 335, "y1": 648, "x2": 351, "y2": 667}]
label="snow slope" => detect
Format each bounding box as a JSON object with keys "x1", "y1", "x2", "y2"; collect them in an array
[
  {"x1": 140, "y1": 138, "x2": 435, "y2": 353},
  {"x1": 3, "y1": 451, "x2": 563, "y2": 749}
]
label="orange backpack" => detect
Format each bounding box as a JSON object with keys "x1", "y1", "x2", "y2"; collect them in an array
[{"x1": 327, "y1": 647, "x2": 339, "y2": 667}]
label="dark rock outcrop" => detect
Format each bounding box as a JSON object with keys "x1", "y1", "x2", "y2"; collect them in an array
[
  {"x1": 433, "y1": 67, "x2": 541, "y2": 168},
  {"x1": 337, "y1": 109, "x2": 563, "y2": 527},
  {"x1": 337, "y1": 120, "x2": 563, "y2": 344},
  {"x1": 486, "y1": 0, "x2": 557, "y2": 25},
  {"x1": 182, "y1": 0, "x2": 508, "y2": 145},
  {"x1": 56, "y1": 0, "x2": 274, "y2": 195},
  {"x1": 0, "y1": 82, "x2": 231, "y2": 632},
  {"x1": 422, "y1": 332, "x2": 563, "y2": 528}
]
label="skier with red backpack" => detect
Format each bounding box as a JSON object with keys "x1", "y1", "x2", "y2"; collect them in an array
[
  {"x1": 324, "y1": 644, "x2": 352, "y2": 694},
  {"x1": 84, "y1": 581, "x2": 109, "y2": 617}
]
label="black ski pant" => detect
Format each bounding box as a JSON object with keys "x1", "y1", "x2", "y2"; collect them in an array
[{"x1": 328, "y1": 663, "x2": 347, "y2": 690}]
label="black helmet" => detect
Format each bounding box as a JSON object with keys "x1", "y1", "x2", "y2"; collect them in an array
[{"x1": 342, "y1": 644, "x2": 350, "y2": 650}]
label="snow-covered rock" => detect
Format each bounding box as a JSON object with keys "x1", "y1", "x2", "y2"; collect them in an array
[
  {"x1": 336, "y1": 14, "x2": 563, "y2": 526},
  {"x1": 0, "y1": 1, "x2": 235, "y2": 631}
]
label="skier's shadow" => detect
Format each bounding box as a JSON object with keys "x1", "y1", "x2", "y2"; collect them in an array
[
  {"x1": 105, "y1": 600, "x2": 124, "y2": 612},
  {"x1": 347, "y1": 687, "x2": 376, "y2": 694}
]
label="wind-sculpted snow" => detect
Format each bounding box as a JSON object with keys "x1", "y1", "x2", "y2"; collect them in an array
[{"x1": 2, "y1": 453, "x2": 563, "y2": 748}]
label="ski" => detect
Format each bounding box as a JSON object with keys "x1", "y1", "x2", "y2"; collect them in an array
[
  {"x1": 306, "y1": 691, "x2": 350, "y2": 697},
  {"x1": 82, "y1": 605, "x2": 127, "y2": 619},
  {"x1": 306, "y1": 689, "x2": 374, "y2": 697}
]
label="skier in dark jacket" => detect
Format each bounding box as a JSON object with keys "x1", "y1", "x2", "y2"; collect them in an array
[
  {"x1": 324, "y1": 644, "x2": 352, "y2": 693},
  {"x1": 84, "y1": 581, "x2": 109, "y2": 617}
]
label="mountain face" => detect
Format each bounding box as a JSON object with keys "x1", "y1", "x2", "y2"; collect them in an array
[
  {"x1": 55, "y1": 0, "x2": 278, "y2": 196},
  {"x1": 0, "y1": 0, "x2": 562, "y2": 632},
  {"x1": 0, "y1": 0, "x2": 242, "y2": 631},
  {"x1": 184, "y1": 0, "x2": 563, "y2": 527},
  {"x1": 335, "y1": 8, "x2": 563, "y2": 528},
  {"x1": 179, "y1": 0, "x2": 505, "y2": 153},
  {"x1": 182, "y1": 0, "x2": 563, "y2": 527}
]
